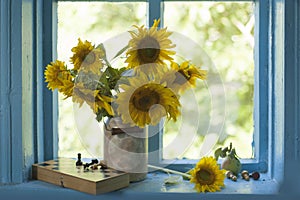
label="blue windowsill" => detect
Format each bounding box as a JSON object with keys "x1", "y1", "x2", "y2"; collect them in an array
[{"x1": 0, "y1": 172, "x2": 285, "y2": 200}]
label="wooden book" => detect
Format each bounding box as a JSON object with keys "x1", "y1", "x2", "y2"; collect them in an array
[{"x1": 32, "y1": 158, "x2": 130, "y2": 195}]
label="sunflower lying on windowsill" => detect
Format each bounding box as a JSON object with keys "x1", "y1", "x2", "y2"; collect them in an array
[
  {"x1": 44, "y1": 19, "x2": 207, "y2": 128},
  {"x1": 149, "y1": 156, "x2": 226, "y2": 193}
]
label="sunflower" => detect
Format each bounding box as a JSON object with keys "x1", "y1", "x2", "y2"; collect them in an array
[
  {"x1": 70, "y1": 38, "x2": 104, "y2": 74},
  {"x1": 190, "y1": 156, "x2": 226, "y2": 193},
  {"x1": 60, "y1": 79, "x2": 74, "y2": 98},
  {"x1": 170, "y1": 61, "x2": 207, "y2": 93},
  {"x1": 44, "y1": 60, "x2": 74, "y2": 97},
  {"x1": 125, "y1": 19, "x2": 175, "y2": 74},
  {"x1": 72, "y1": 82, "x2": 113, "y2": 116},
  {"x1": 115, "y1": 72, "x2": 180, "y2": 128}
]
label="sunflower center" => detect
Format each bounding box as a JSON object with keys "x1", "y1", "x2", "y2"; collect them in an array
[
  {"x1": 196, "y1": 169, "x2": 215, "y2": 185},
  {"x1": 137, "y1": 36, "x2": 160, "y2": 64},
  {"x1": 84, "y1": 51, "x2": 96, "y2": 64},
  {"x1": 131, "y1": 86, "x2": 161, "y2": 112},
  {"x1": 175, "y1": 70, "x2": 190, "y2": 85}
]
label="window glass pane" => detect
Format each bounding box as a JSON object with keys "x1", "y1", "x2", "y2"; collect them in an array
[
  {"x1": 57, "y1": 2, "x2": 146, "y2": 158},
  {"x1": 163, "y1": 2, "x2": 254, "y2": 159}
]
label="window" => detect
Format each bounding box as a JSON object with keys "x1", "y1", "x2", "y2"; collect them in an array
[
  {"x1": 57, "y1": 0, "x2": 257, "y2": 167},
  {"x1": 1, "y1": 0, "x2": 300, "y2": 199},
  {"x1": 145, "y1": 0, "x2": 266, "y2": 172},
  {"x1": 57, "y1": 1, "x2": 147, "y2": 158},
  {"x1": 58, "y1": 1, "x2": 267, "y2": 173},
  {"x1": 163, "y1": 2, "x2": 254, "y2": 159}
]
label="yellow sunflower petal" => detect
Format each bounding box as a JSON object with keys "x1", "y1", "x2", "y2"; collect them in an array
[{"x1": 168, "y1": 61, "x2": 207, "y2": 93}]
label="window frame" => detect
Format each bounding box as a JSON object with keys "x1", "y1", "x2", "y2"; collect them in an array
[
  {"x1": 0, "y1": 0, "x2": 58, "y2": 183},
  {"x1": 1, "y1": 2, "x2": 300, "y2": 198},
  {"x1": 144, "y1": 0, "x2": 269, "y2": 173},
  {"x1": 55, "y1": 0, "x2": 266, "y2": 171},
  {"x1": 57, "y1": 0, "x2": 299, "y2": 179}
]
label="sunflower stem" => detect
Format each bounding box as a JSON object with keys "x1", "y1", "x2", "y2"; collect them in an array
[
  {"x1": 148, "y1": 164, "x2": 191, "y2": 179},
  {"x1": 103, "y1": 58, "x2": 112, "y2": 68}
]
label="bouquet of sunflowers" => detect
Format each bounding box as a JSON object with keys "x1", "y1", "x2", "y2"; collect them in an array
[{"x1": 44, "y1": 19, "x2": 207, "y2": 128}]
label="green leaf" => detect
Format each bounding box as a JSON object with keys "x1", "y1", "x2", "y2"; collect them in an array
[
  {"x1": 96, "y1": 43, "x2": 107, "y2": 59},
  {"x1": 96, "y1": 108, "x2": 112, "y2": 122},
  {"x1": 214, "y1": 147, "x2": 223, "y2": 160},
  {"x1": 113, "y1": 45, "x2": 129, "y2": 59}
]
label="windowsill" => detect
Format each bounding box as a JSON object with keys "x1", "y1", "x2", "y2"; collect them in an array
[{"x1": 0, "y1": 172, "x2": 282, "y2": 200}]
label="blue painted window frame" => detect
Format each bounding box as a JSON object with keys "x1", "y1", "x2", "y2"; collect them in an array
[
  {"x1": 1, "y1": 2, "x2": 300, "y2": 198},
  {"x1": 0, "y1": 0, "x2": 58, "y2": 183}
]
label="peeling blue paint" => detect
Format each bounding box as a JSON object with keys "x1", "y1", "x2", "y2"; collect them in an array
[{"x1": 0, "y1": 0, "x2": 58, "y2": 183}]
